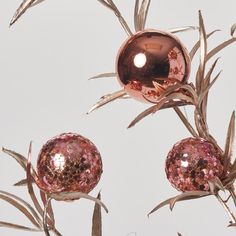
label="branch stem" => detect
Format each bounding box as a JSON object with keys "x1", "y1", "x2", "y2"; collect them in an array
[{"x1": 215, "y1": 193, "x2": 236, "y2": 224}]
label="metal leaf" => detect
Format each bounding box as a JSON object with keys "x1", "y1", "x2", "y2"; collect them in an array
[
  {"x1": 14, "y1": 178, "x2": 28, "y2": 186},
  {"x1": 97, "y1": 0, "x2": 133, "y2": 36},
  {"x1": 31, "y1": 0, "x2": 45, "y2": 7},
  {"x1": 198, "y1": 70, "x2": 222, "y2": 104},
  {"x1": 173, "y1": 107, "x2": 198, "y2": 137},
  {"x1": 189, "y1": 30, "x2": 220, "y2": 60},
  {"x1": 206, "y1": 38, "x2": 236, "y2": 62},
  {"x1": 87, "y1": 90, "x2": 127, "y2": 114},
  {"x1": 134, "y1": 0, "x2": 139, "y2": 31},
  {"x1": 0, "y1": 221, "x2": 41, "y2": 232},
  {"x1": 2, "y1": 148, "x2": 37, "y2": 179},
  {"x1": 208, "y1": 178, "x2": 225, "y2": 194},
  {"x1": 197, "y1": 10, "x2": 207, "y2": 94},
  {"x1": 0, "y1": 190, "x2": 42, "y2": 228},
  {"x1": 89, "y1": 72, "x2": 116, "y2": 80},
  {"x1": 224, "y1": 111, "x2": 235, "y2": 171},
  {"x1": 40, "y1": 191, "x2": 55, "y2": 227},
  {"x1": 92, "y1": 192, "x2": 102, "y2": 236},
  {"x1": 231, "y1": 23, "x2": 236, "y2": 37},
  {"x1": 177, "y1": 233, "x2": 183, "y2": 236},
  {"x1": 168, "y1": 26, "x2": 198, "y2": 34},
  {"x1": 51, "y1": 192, "x2": 108, "y2": 213},
  {"x1": 128, "y1": 92, "x2": 194, "y2": 128},
  {"x1": 10, "y1": 0, "x2": 41, "y2": 26},
  {"x1": 169, "y1": 191, "x2": 210, "y2": 211},
  {"x1": 138, "y1": 0, "x2": 151, "y2": 31},
  {"x1": 148, "y1": 191, "x2": 210, "y2": 216},
  {"x1": 26, "y1": 143, "x2": 44, "y2": 218},
  {"x1": 43, "y1": 197, "x2": 52, "y2": 236},
  {"x1": 200, "y1": 58, "x2": 220, "y2": 121}
]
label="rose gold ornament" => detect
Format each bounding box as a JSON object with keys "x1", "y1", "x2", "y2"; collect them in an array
[
  {"x1": 36, "y1": 133, "x2": 103, "y2": 194},
  {"x1": 166, "y1": 137, "x2": 224, "y2": 192},
  {"x1": 116, "y1": 30, "x2": 190, "y2": 103}
]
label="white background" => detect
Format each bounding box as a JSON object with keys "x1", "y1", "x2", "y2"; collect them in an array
[{"x1": 0, "y1": 0, "x2": 235, "y2": 235}]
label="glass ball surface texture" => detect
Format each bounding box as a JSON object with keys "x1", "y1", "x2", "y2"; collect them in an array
[
  {"x1": 166, "y1": 137, "x2": 224, "y2": 192},
  {"x1": 36, "y1": 133, "x2": 102, "y2": 194},
  {"x1": 116, "y1": 30, "x2": 190, "y2": 103}
]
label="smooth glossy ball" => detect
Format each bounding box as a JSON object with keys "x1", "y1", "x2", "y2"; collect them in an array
[
  {"x1": 36, "y1": 133, "x2": 102, "y2": 194},
  {"x1": 165, "y1": 138, "x2": 224, "y2": 192},
  {"x1": 116, "y1": 30, "x2": 191, "y2": 103}
]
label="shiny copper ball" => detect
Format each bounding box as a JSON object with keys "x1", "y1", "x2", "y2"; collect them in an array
[
  {"x1": 116, "y1": 30, "x2": 191, "y2": 103},
  {"x1": 166, "y1": 137, "x2": 224, "y2": 192},
  {"x1": 36, "y1": 133, "x2": 103, "y2": 194}
]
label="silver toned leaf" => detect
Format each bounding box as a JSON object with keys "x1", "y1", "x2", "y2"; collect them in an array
[
  {"x1": 87, "y1": 90, "x2": 127, "y2": 114},
  {"x1": 89, "y1": 72, "x2": 116, "y2": 80},
  {"x1": 51, "y1": 192, "x2": 109, "y2": 213},
  {"x1": 31, "y1": 0, "x2": 46, "y2": 7},
  {"x1": 134, "y1": 0, "x2": 139, "y2": 31},
  {"x1": 168, "y1": 26, "x2": 199, "y2": 34},
  {"x1": 92, "y1": 192, "x2": 102, "y2": 236},
  {"x1": 189, "y1": 30, "x2": 220, "y2": 60},
  {"x1": 231, "y1": 23, "x2": 236, "y2": 37},
  {"x1": 0, "y1": 221, "x2": 41, "y2": 232},
  {"x1": 224, "y1": 111, "x2": 235, "y2": 171}
]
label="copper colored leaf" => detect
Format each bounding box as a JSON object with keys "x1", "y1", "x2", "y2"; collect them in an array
[
  {"x1": 51, "y1": 192, "x2": 108, "y2": 213},
  {"x1": 43, "y1": 197, "x2": 52, "y2": 236},
  {"x1": 198, "y1": 70, "x2": 222, "y2": 104},
  {"x1": 231, "y1": 23, "x2": 236, "y2": 37},
  {"x1": 92, "y1": 192, "x2": 102, "y2": 236},
  {"x1": 26, "y1": 143, "x2": 44, "y2": 218},
  {"x1": 206, "y1": 38, "x2": 236, "y2": 62},
  {"x1": 200, "y1": 58, "x2": 220, "y2": 121},
  {"x1": 2, "y1": 148, "x2": 37, "y2": 179},
  {"x1": 169, "y1": 191, "x2": 210, "y2": 211},
  {"x1": 134, "y1": 0, "x2": 139, "y2": 31},
  {"x1": 197, "y1": 11, "x2": 207, "y2": 94},
  {"x1": 224, "y1": 111, "x2": 235, "y2": 171},
  {"x1": 168, "y1": 26, "x2": 198, "y2": 34},
  {"x1": 89, "y1": 72, "x2": 116, "y2": 80},
  {"x1": 148, "y1": 191, "x2": 210, "y2": 216},
  {"x1": 10, "y1": 0, "x2": 44, "y2": 26},
  {"x1": 97, "y1": 0, "x2": 133, "y2": 36},
  {"x1": 40, "y1": 191, "x2": 55, "y2": 227},
  {"x1": 173, "y1": 107, "x2": 198, "y2": 137},
  {"x1": 0, "y1": 190, "x2": 42, "y2": 228},
  {"x1": 87, "y1": 90, "x2": 127, "y2": 114},
  {"x1": 14, "y1": 178, "x2": 28, "y2": 186},
  {"x1": 128, "y1": 92, "x2": 194, "y2": 128},
  {"x1": 0, "y1": 221, "x2": 41, "y2": 232},
  {"x1": 137, "y1": 0, "x2": 151, "y2": 31},
  {"x1": 189, "y1": 30, "x2": 220, "y2": 60}
]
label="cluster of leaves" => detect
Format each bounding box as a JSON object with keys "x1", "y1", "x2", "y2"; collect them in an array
[{"x1": 1, "y1": 145, "x2": 107, "y2": 236}]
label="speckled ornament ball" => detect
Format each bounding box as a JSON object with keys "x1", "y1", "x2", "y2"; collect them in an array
[
  {"x1": 36, "y1": 133, "x2": 103, "y2": 194},
  {"x1": 165, "y1": 137, "x2": 224, "y2": 192},
  {"x1": 116, "y1": 30, "x2": 190, "y2": 103}
]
